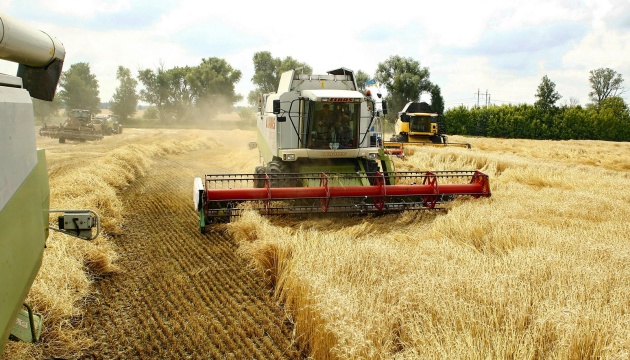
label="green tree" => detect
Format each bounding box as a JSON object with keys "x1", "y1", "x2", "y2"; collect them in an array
[
  {"x1": 535, "y1": 75, "x2": 561, "y2": 112},
  {"x1": 110, "y1": 66, "x2": 138, "y2": 122},
  {"x1": 143, "y1": 106, "x2": 158, "y2": 120},
  {"x1": 188, "y1": 57, "x2": 242, "y2": 118},
  {"x1": 139, "y1": 58, "x2": 242, "y2": 123},
  {"x1": 594, "y1": 96, "x2": 630, "y2": 141},
  {"x1": 237, "y1": 107, "x2": 256, "y2": 127},
  {"x1": 138, "y1": 64, "x2": 171, "y2": 123},
  {"x1": 251, "y1": 51, "x2": 312, "y2": 95},
  {"x1": 58, "y1": 62, "x2": 100, "y2": 114},
  {"x1": 33, "y1": 96, "x2": 62, "y2": 124},
  {"x1": 588, "y1": 68, "x2": 624, "y2": 109},
  {"x1": 374, "y1": 55, "x2": 432, "y2": 121},
  {"x1": 354, "y1": 70, "x2": 370, "y2": 92},
  {"x1": 429, "y1": 84, "x2": 445, "y2": 115}
]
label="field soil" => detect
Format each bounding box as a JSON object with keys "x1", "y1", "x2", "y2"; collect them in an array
[{"x1": 35, "y1": 127, "x2": 302, "y2": 359}]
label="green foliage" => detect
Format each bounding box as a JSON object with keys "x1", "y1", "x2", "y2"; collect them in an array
[
  {"x1": 251, "y1": 51, "x2": 312, "y2": 96},
  {"x1": 137, "y1": 58, "x2": 242, "y2": 124},
  {"x1": 354, "y1": 70, "x2": 370, "y2": 91},
  {"x1": 375, "y1": 55, "x2": 432, "y2": 121},
  {"x1": 589, "y1": 68, "x2": 625, "y2": 109},
  {"x1": 444, "y1": 99, "x2": 630, "y2": 142},
  {"x1": 535, "y1": 75, "x2": 561, "y2": 112},
  {"x1": 58, "y1": 62, "x2": 101, "y2": 113},
  {"x1": 188, "y1": 57, "x2": 242, "y2": 115},
  {"x1": 33, "y1": 96, "x2": 62, "y2": 124},
  {"x1": 110, "y1": 66, "x2": 138, "y2": 122},
  {"x1": 143, "y1": 106, "x2": 158, "y2": 120},
  {"x1": 237, "y1": 107, "x2": 256, "y2": 127}
]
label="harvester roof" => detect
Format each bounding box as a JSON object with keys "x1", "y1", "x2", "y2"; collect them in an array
[{"x1": 301, "y1": 89, "x2": 364, "y2": 102}]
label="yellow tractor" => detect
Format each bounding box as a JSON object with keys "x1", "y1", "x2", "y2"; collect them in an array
[{"x1": 386, "y1": 101, "x2": 471, "y2": 149}]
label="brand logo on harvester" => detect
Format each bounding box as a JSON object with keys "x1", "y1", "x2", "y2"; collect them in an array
[
  {"x1": 321, "y1": 151, "x2": 347, "y2": 157},
  {"x1": 328, "y1": 98, "x2": 354, "y2": 102}
]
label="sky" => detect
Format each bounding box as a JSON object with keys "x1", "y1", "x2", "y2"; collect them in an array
[{"x1": 1, "y1": 0, "x2": 629, "y2": 110}]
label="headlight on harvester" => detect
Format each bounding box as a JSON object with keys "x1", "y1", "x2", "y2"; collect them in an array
[
  {"x1": 283, "y1": 154, "x2": 296, "y2": 161},
  {"x1": 368, "y1": 152, "x2": 378, "y2": 160}
]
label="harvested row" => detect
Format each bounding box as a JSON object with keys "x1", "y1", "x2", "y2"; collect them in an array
[
  {"x1": 3, "y1": 128, "x2": 301, "y2": 359},
  {"x1": 78, "y1": 129, "x2": 300, "y2": 359}
]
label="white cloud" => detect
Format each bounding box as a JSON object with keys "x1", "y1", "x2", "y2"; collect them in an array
[{"x1": 1, "y1": 0, "x2": 629, "y2": 109}]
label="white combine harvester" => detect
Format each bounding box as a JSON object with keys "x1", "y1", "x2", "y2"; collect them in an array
[{"x1": 194, "y1": 68, "x2": 491, "y2": 232}]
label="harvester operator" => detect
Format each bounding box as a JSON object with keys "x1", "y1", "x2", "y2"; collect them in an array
[{"x1": 311, "y1": 104, "x2": 354, "y2": 148}]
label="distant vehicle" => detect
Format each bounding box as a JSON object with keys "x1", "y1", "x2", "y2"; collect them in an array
[
  {"x1": 92, "y1": 114, "x2": 122, "y2": 135},
  {"x1": 387, "y1": 101, "x2": 471, "y2": 149},
  {"x1": 39, "y1": 109, "x2": 103, "y2": 143}
]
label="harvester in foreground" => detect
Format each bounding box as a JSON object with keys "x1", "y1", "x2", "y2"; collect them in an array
[
  {"x1": 193, "y1": 69, "x2": 490, "y2": 233},
  {"x1": 0, "y1": 13, "x2": 100, "y2": 352},
  {"x1": 386, "y1": 101, "x2": 472, "y2": 149}
]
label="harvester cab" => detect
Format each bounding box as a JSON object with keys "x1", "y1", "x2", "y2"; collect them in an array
[{"x1": 194, "y1": 68, "x2": 490, "y2": 233}]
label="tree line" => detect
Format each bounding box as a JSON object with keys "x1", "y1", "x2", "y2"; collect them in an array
[
  {"x1": 444, "y1": 69, "x2": 629, "y2": 141},
  {"x1": 38, "y1": 51, "x2": 629, "y2": 142}
]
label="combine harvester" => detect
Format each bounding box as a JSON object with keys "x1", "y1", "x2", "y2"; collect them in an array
[
  {"x1": 0, "y1": 13, "x2": 100, "y2": 353},
  {"x1": 194, "y1": 69, "x2": 490, "y2": 232},
  {"x1": 39, "y1": 109, "x2": 104, "y2": 143},
  {"x1": 386, "y1": 101, "x2": 472, "y2": 151}
]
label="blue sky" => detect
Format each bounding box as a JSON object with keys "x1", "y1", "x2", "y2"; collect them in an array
[{"x1": 1, "y1": 0, "x2": 629, "y2": 109}]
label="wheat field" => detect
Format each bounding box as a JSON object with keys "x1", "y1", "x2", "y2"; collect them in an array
[
  {"x1": 230, "y1": 135, "x2": 630, "y2": 359},
  {"x1": 3, "y1": 128, "x2": 629, "y2": 359}
]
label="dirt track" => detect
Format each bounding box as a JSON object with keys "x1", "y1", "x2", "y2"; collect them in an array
[{"x1": 40, "y1": 127, "x2": 302, "y2": 359}]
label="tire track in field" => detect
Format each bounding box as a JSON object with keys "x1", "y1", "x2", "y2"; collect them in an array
[{"x1": 81, "y1": 143, "x2": 301, "y2": 359}]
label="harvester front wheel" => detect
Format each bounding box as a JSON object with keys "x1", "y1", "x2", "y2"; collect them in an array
[
  {"x1": 266, "y1": 160, "x2": 294, "y2": 187},
  {"x1": 362, "y1": 159, "x2": 380, "y2": 185},
  {"x1": 254, "y1": 166, "x2": 266, "y2": 188}
]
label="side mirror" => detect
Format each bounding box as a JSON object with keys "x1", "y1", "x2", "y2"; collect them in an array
[
  {"x1": 401, "y1": 114, "x2": 410, "y2": 122},
  {"x1": 381, "y1": 100, "x2": 388, "y2": 115},
  {"x1": 277, "y1": 116, "x2": 286, "y2": 122},
  {"x1": 273, "y1": 99, "x2": 281, "y2": 114}
]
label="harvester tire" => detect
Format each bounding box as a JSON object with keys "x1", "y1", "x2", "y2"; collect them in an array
[
  {"x1": 254, "y1": 166, "x2": 266, "y2": 188},
  {"x1": 363, "y1": 159, "x2": 380, "y2": 185},
  {"x1": 266, "y1": 160, "x2": 294, "y2": 187}
]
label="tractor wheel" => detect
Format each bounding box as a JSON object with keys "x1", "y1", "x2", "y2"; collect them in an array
[
  {"x1": 363, "y1": 159, "x2": 380, "y2": 185},
  {"x1": 266, "y1": 160, "x2": 294, "y2": 187},
  {"x1": 254, "y1": 166, "x2": 266, "y2": 188}
]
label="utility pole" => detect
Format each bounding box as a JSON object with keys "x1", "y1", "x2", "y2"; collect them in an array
[{"x1": 476, "y1": 89, "x2": 490, "y2": 107}]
